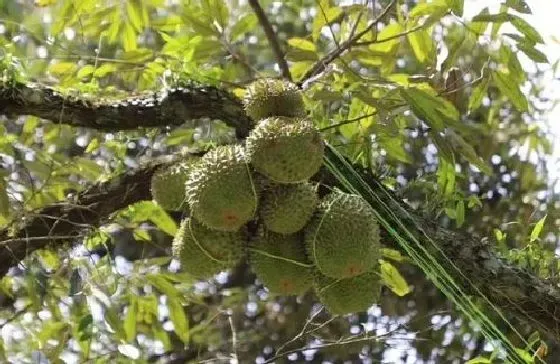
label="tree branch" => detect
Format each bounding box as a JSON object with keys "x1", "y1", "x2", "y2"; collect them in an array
[
  {"x1": 0, "y1": 81, "x2": 252, "y2": 138},
  {"x1": 299, "y1": 0, "x2": 396, "y2": 84},
  {"x1": 248, "y1": 0, "x2": 292, "y2": 81},
  {"x1": 0, "y1": 158, "x2": 174, "y2": 277}
]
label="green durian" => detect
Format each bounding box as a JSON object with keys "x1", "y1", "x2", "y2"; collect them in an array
[
  {"x1": 186, "y1": 145, "x2": 258, "y2": 231},
  {"x1": 150, "y1": 161, "x2": 195, "y2": 211},
  {"x1": 314, "y1": 271, "x2": 381, "y2": 315},
  {"x1": 243, "y1": 79, "x2": 305, "y2": 121},
  {"x1": 249, "y1": 230, "x2": 313, "y2": 295},
  {"x1": 305, "y1": 190, "x2": 380, "y2": 278},
  {"x1": 246, "y1": 117, "x2": 324, "y2": 183},
  {"x1": 260, "y1": 182, "x2": 318, "y2": 234},
  {"x1": 172, "y1": 218, "x2": 246, "y2": 278}
]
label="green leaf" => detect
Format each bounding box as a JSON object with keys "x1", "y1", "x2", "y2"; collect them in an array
[
  {"x1": 511, "y1": 16, "x2": 542, "y2": 44},
  {"x1": 104, "y1": 304, "x2": 127, "y2": 341},
  {"x1": 230, "y1": 13, "x2": 257, "y2": 41},
  {"x1": 407, "y1": 28, "x2": 435, "y2": 65},
  {"x1": 123, "y1": 23, "x2": 138, "y2": 51},
  {"x1": 124, "y1": 297, "x2": 138, "y2": 342},
  {"x1": 492, "y1": 70, "x2": 529, "y2": 112},
  {"x1": 447, "y1": 130, "x2": 493, "y2": 175},
  {"x1": 409, "y1": 1, "x2": 448, "y2": 18},
  {"x1": 455, "y1": 201, "x2": 465, "y2": 228},
  {"x1": 146, "y1": 274, "x2": 180, "y2": 298},
  {"x1": 0, "y1": 178, "x2": 10, "y2": 223},
  {"x1": 93, "y1": 63, "x2": 117, "y2": 78},
  {"x1": 530, "y1": 215, "x2": 546, "y2": 242},
  {"x1": 379, "y1": 260, "x2": 410, "y2": 296},
  {"x1": 471, "y1": 12, "x2": 512, "y2": 23},
  {"x1": 77, "y1": 65, "x2": 95, "y2": 79},
  {"x1": 48, "y1": 62, "x2": 77, "y2": 76},
  {"x1": 468, "y1": 77, "x2": 489, "y2": 112},
  {"x1": 167, "y1": 294, "x2": 189, "y2": 343},
  {"x1": 126, "y1": 1, "x2": 143, "y2": 32},
  {"x1": 381, "y1": 248, "x2": 407, "y2": 262},
  {"x1": 400, "y1": 87, "x2": 459, "y2": 131},
  {"x1": 470, "y1": 7, "x2": 490, "y2": 34},
  {"x1": 119, "y1": 201, "x2": 177, "y2": 236},
  {"x1": 288, "y1": 37, "x2": 316, "y2": 52},
  {"x1": 313, "y1": 6, "x2": 343, "y2": 42},
  {"x1": 505, "y1": 0, "x2": 531, "y2": 14},
  {"x1": 517, "y1": 41, "x2": 548, "y2": 63},
  {"x1": 447, "y1": 0, "x2": 464, "y2": 16},
  {"x1": 437, "y1": 158, "x2": 456, "y2": 197}
]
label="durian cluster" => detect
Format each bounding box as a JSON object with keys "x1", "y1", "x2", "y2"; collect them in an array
[{"x1": 150, "y1": 79, "x2": 382, "y2": 315}]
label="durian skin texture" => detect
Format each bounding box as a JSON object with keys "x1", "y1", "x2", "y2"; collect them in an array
[
  {"x1": 151, "y1": 162, "x2": 193, "y2": 211},
  {"x1": 186, "y1": 145, "x2": 258, "y2": 231},
  {"x1": 314, "y1": 271, "x2": 381, "y2": 315},
  {"x1": 250, "y1": 230, "x2": 313, "y2": 295},
  {"x1": 260, "y1": 182, "x2": 318, "y2": 234},
  {"x1": 243, "y1": 79, "x2": 306, "y2": 121},
  {"x1": 172, "y1": 218, "x2": 245, "y2": 279},
  {"x1": 246, "y1": 117, "x2": 324, "y2": 183},
  {"x1": 305, "y1": 191, "x2": 381, "y2": 278}
]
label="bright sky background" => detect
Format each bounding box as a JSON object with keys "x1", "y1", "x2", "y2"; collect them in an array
[{"x1": 466, "y1": 0, "x2": 560, "y2": 189}]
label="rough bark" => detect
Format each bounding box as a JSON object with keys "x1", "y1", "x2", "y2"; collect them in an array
[{"x1": 0, "y1": 81, "x2": 252, "y2": 137}]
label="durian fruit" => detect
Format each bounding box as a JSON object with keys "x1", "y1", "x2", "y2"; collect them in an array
[
  {"x1": 172, "y1": 218, "x2": 246, "y2": 279},
  {"x1": 246, "y1": 117, "x2": 324, "y2": 183},
  {"x1": 305, "y1": 190, "x2": 380, "y2": 278},
  {"x1": 186, "y1": 145, "x2": 258, "y2": 231},
  {"x1": 151, "y1": 161, "x2": 195, "y2": 211},
  {"x1": 260, "y1": 182, "x2": 318, "y2": 234},
  {"x1": 249, "y1": 230, "x2": 313, "y2": 295},
  {"x1": 243, "y1": 79, "x2": 305, "y2": 121},
  {"x1": 314, "y1": 271, "x2": 381, "y2": 315}
]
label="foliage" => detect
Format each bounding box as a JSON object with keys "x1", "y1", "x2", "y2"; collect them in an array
[{"x1": 0, "y1": 0, "x2": 558, "y2": 362}]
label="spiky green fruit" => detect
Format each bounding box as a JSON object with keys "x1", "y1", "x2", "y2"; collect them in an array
[
  {"x1": 186, "y1": 145, "x2": 258, "y2": 231},
  {"x1": 172, "y1": 218, "x2": 245, "y2": 278},
  {"x1": 314, "y1": 271, "x2": 381, "y2": 315},
  {"x1": 243, "y1": 79, "x2": 305, "y2": 121},
  {"x1": 249, "y1": 230, "x2": 313, "y2": 295},
  {"x1": 305, "y1": 191, "x2": 380, "y2": 278},
  {"x1": 260, "y1": 182, "x2": 318, "y2": 234},
  {"x1": 151, "y1": 161, "x2": 195, "y2": 211},
  {"x1": 246, "y1": 117, "x2": 324, "y2": 183}
]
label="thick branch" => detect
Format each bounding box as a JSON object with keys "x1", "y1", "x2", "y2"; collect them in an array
[
  {"x1": 0, "y1": 158, "x2": 172, "y2": 277},
  {"x1": 248, "y1": 0, "x2": 292, "y2": 81},
  {"x1": 299, "y1": 0, "x2": 396, "y2": 84},
  {"x1": 0, "y1": 81, "x2": 251, "y2": 137}
]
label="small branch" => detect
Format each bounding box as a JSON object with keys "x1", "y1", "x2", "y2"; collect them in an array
[
  {"x1": 299, "y1": 0, "x2": 396, "y2": 84},
  {"x1": 248, "y1": 0, "x2": 292, "y2": 81}
]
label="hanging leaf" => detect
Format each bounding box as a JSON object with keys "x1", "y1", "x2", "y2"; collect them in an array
[
  {"x1": 407, "y1": 28, "x2": 435, "y2": 65},
  {"x1": 379, "y1": 260, "x2": 410, "y2": 296},
  {"x1": 312, "y1": 4, "x2": 343, "y2": 42},
  {"x1": 468, "y1": 77, "x2": 489, "y2": 112},
  {"x1": 530, "y1": 215, "x2": 547, "y2": 242},
  {"x1": 401, "y1": 87, "x2": 459, "y2": 131},
  {"x1": 124, "y1": 297, "x2": 138, "y2": 342},
  {"x1": 167, "y1": 294, "x2": 189, "y2": 343},
  {"x1": 492, "y1": 70, "x2": 529, "y2": 112}
]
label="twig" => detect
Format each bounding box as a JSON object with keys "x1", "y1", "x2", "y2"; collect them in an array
[
  {"x1": 248, "y1": 0, "x2": 292, "y2": 81},
  {"x1": 299, "y1": 0, "x2": 396, "y2": 84}
]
